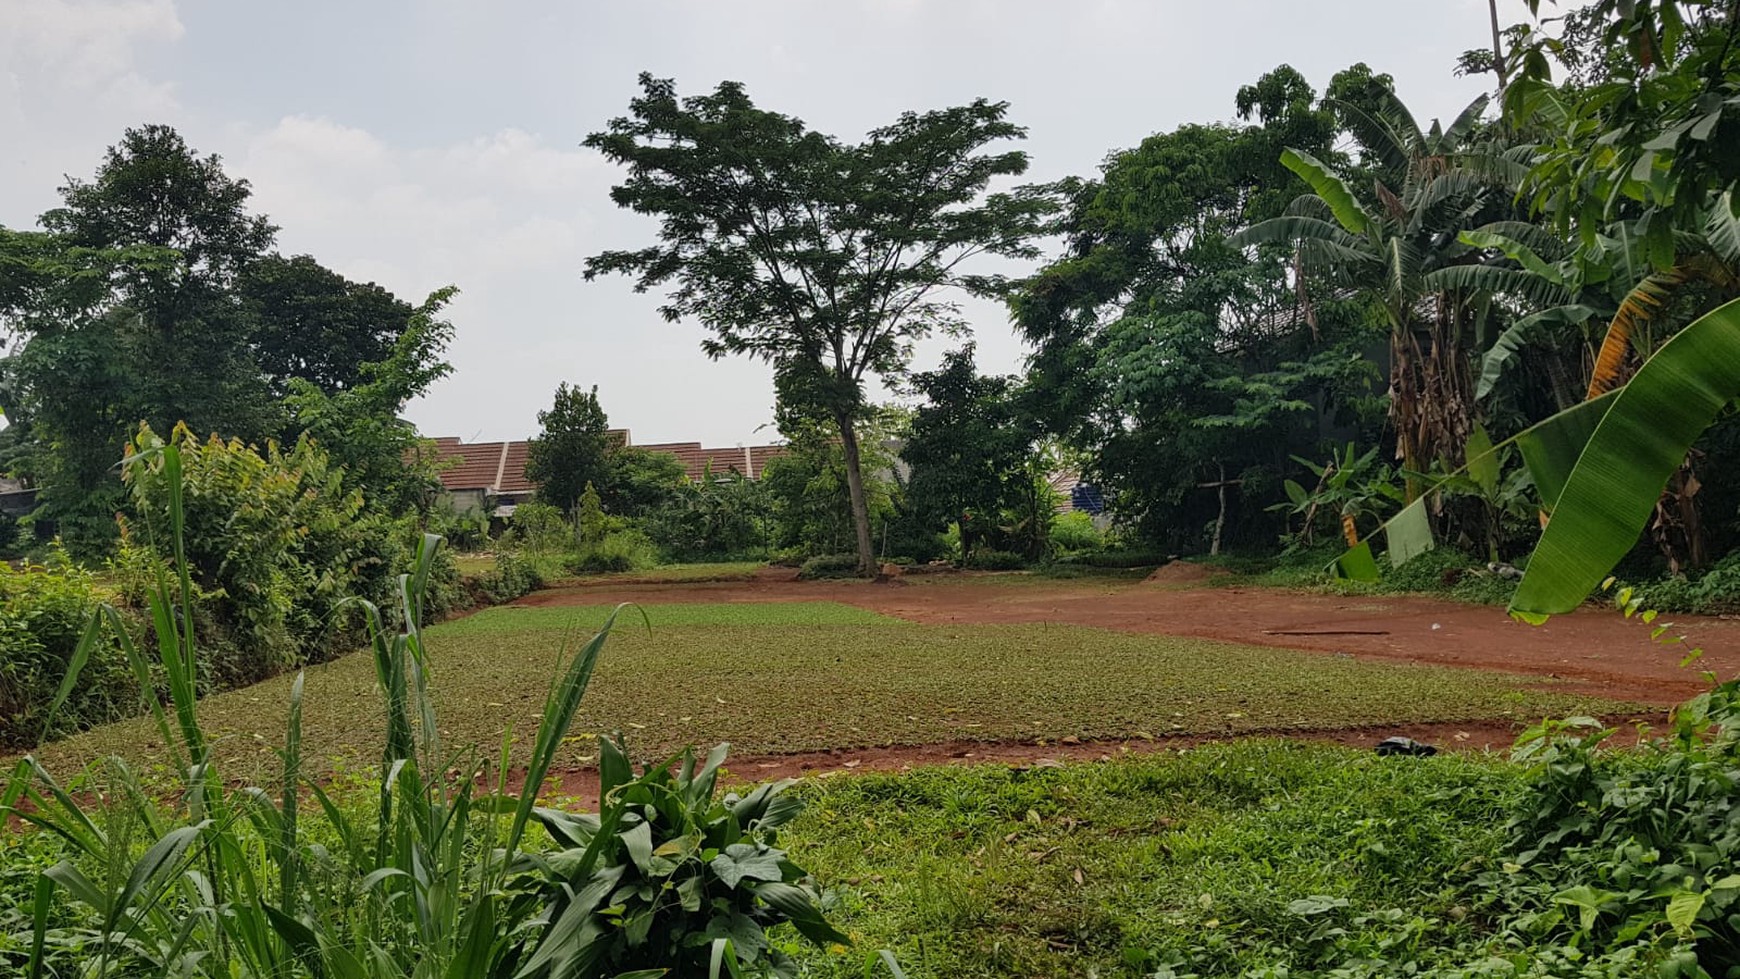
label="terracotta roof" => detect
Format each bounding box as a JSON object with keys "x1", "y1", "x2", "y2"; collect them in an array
[{"x1": 424, "y1": 434, "x2": 789, "y2": 493}]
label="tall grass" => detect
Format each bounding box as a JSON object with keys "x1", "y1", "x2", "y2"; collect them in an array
[{"x1": 1, "y1": 442, "x2": 841, "y2": 978}]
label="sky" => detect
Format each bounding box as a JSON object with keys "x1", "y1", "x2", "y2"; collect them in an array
[{"x1": 0, "y1": 0, "x2": 1532, "y2": 446}]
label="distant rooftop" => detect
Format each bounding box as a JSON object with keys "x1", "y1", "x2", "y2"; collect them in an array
[{"x1": 423, "y1": 431, "x2": 788, "y2": 496}]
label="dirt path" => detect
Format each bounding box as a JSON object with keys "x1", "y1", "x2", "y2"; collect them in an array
[
  {"x1": 521, "y1": 566, "x2": 1740, "y2": 706},
  {"x1": 543, "y1": 714, "x2": 1664, "y2": 807}
]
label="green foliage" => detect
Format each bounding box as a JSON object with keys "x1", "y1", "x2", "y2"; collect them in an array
[
  {"x1": 279, "y1": 287, "x2": 456, "y2": 514},
  {"x1": 1, "y1": 446, "x2": 845, "y2": 978},
  {"x1": 962, "y1": 548, "x2": 1025, "y2": 571},
  {"x1": 121, "y1": 422, "x2": 414, "y2": 684},
  {"x1": 576, "y1": 481, "x2": 606, "y2": 547},
  {"x1": 527, "y1": 382, "x2": 612, "y2": 515},
  {"x1": 1048, "y1": 511, "x2": 1102, "y2": 555},
  {"x1": 1268, "y1": 442, "x2": 1405, "y2": 548},
  {"x1": 1633, "y1": 551, "x2": 1740, "y2": 614},
  {"x1": 585, "y1": 73, "x2": 1055, "y2": 574},
  {"x1": 569, "y1": 530, "x2": 659, "y2": 575},
  {"x1": 0, "y1": 556, "x2": 134, "y2": 747},
  {"x1": 523, "y1": 738, "x2": 844, "y2": 977},
  {"x1": 238, "y1": 253, "x2": 416, "y2": 398},
  {"x1": 796, "y1": 554, "x2": 866, "y2": 580},
  {"x1": 600, "y1": 444, "x2": 689, "y2": 518},
  {"x1": 642, "y1": 469, "x2": 771, "y2": 562},
  {"x1": 760, "y1": 428, "x2": 893, "y2": 561},
  {"x1": 473, "y1": 549, "x2": 544, "y2": 604},
  {"x1": 1049, "y1": 548, "x2": 1170, "y2": 569},
  {"x1": 504, "y1": 498, "x2": 575, "y2": 555}
]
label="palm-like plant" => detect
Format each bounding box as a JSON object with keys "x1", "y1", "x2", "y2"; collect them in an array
[{"x1": 1236, "y1": 89, "x2": 1532, "y2": 485}]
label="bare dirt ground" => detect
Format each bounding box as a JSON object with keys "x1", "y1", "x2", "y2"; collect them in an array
[
  {"x1": 524, "y1": 565, "x2": 1740, "y2": 706},
  {"x1": 513, "y1": 564, "x2": 1722, "y2": 796}
]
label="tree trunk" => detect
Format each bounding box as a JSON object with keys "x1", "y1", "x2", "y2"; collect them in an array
[
  {"x1": 836, "y1": 413, "x2": 878, "y2": 576},
  {"x1": 1487, "y1": 0, "x2": 1509, "y2": 89}
]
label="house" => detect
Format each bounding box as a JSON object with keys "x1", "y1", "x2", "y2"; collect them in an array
[
  {"x1": 0, "y1": 476, "x2": 36, "y2": 518},
  {"x1": 423, "y1": 431, "x2": 788, "y2": 515}
]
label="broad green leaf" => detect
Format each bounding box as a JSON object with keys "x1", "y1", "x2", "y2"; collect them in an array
[
  {"x1": 1512, "y1": 298, "x2": 1740, "y2": 618},
  {"x1": 711, "y1": 844, "x2": 787, "y2": 889},
  {"x1": 1459, "y1": 229, "x2": 1563, "y2": 284},
  {"x1": 1279, "y1": 148, "x2": 1370, "y2": 235},
  {"x1": 1666, "y1": 890, "x2": 1706, "y2": 937},
  {"x1": 1332, "y1": 541, "x2": 1379, "y2": 582},
  {"x1": 1515, "y1": 391, "x2": 1619, "y2": 514},
  {"x1": 1466, "y1": 424, "x2": 1500, "y2": 497},
  {"x1": 1385, "y1": 497, "x2": 1435, "y2": 568}
]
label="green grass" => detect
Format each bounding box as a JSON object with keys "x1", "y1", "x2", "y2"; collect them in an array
[
  {"x1": 452, "y1": 552, "x2": 496, "y2": 576},
  {"x1": 782, "y1": 740, "x2": 1529, "y2": 977},
  {"x1": 569, "y1": 561, "x2": 766, "y2": 584},
  {"x1": 35, "y1": 600, "x2": 1622, "y2": 783}
]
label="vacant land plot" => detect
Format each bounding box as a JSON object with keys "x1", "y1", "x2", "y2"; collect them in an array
[{"x1": 39, "y1": 599, "x2": 1622, "y2": 782}]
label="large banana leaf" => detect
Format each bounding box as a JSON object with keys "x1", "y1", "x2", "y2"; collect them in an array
[
  {"x1": 1332, "y1": 389, "x2": 1621, "y2": 582},
  {"x1": 1476, "y1": 305, "x2": 1602, "y2": 399},
  {"x1": 1511, "y1": 297, "x2": 1740, "y2": 619},
  {"x1": 1278, "y1": 149, "x2": 1371, "y2": 235}
]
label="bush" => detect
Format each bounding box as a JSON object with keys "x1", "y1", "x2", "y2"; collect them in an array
[
  {"x1": 964, "y1": 548, "x2": 1026, "y2": 571},
  {"x1": 797, "y1": 553, "x2": 863, "y2": 579},
  {"x1": 475, "y1": 549, "x2": 543, "y2": 603},
  {"x1": 122, "y1": 424, "x2": 413, "y2": 684},
  {"x1": 1634, "y1": 552, "x2": 1740, "y2": 615},
  {"x1": 569, "y1": 530, "x2": 658, "y2": 575},
  {"x1": 1049, "y1": 511, "x2": 1102, "y2": 554},
  {"x1": 0, "y1": 557, "x2": 136, "y2": 748},
  {"x1": 1494, "y1": 686, "x2": 1740, "y2": 974},
  {"x1": 1051, "y1": 548, "x2": 1168, "y2": 569}
]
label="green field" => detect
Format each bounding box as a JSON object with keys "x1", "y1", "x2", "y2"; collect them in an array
[
  {"x1": 36, "y1": 600, "x2": 1623, "y2": 783},
  {"x1": 779, "y1": 740, "x2": 1526, "y2": 977}
]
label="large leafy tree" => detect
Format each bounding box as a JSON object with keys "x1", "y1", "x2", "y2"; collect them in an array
[
  {"x1": 901, "y1": 346, "x2": 1031, "y2": 560},
  {"x1": 1012, "y1": 67, "x2": 1385, "y2": 549},
  {"x1": 526, "y1": 382, "x2": 612, "y2": 515},
  {"x1": 584, "y1": 74, "x2": 1054, "y2": 575},
  {"x1": 239, "y1": 254, "x2": 415, "y2": 398}
]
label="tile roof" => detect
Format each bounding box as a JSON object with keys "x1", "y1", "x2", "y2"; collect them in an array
[{"x1": 424, "y1": 433, "x2": 788, "y2": 494}]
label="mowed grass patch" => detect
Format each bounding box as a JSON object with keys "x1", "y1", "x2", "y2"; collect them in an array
[
  {"x1": 783, "y1": 741, "x2": 1525, "y2": 978},
  {"x1": 34, "y1": 601, "x2": 1621, "y2": 783},
  {"x1": 569, "y1": 561, "x2": 767, "y2": 584}
]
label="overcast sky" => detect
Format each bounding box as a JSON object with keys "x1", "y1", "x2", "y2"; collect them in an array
[{"x1": 1, "y1": 0, "x2": 1531, "y2": 446}]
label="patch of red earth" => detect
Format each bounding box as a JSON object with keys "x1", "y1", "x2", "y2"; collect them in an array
[
  {"x1": 515, "y1": 565, "x2": 1740, "y2": 706},
  {"x1": 540, "y1": 714, "x2": 1665, "y2": 809}
]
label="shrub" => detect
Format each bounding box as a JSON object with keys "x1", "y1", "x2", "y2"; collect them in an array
[
  {"x1": 1633, "y1": 552, "x2": 1740, "y2": 615},
  {"x1": 0, "y1": 557, "x2": 136, "y2": 747},
  {"x1": 1050, "y1": 511, "x2": 1102, "y2": 554},
  {"x1": 964, "y1": 548, "x2": 1026, "y2": 571},
  {"x1": 507, "y1": 497, "x2": 575, "y2": 554},
  {"x1": 798, "y1": 553, "x2": 863, "y2": 579},
  {"x1": 122, "y1": 423, "x2": 412, "y2": 683},
  {"x1": 476, "y1": 549, "x2": 544, "y2": 603},
  {"x1": 1051, "y1": 548, "x2": 1168, "y2": 569},
  {"x1": 569, "y1": 530, "x2": 658, "y2": 575}
]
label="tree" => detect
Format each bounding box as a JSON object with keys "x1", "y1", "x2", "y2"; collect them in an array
[
  {"x1": 585, "y1": 74, "x2": 1054, "y2": 575},
  {"x1": 1011, "y1": 67, "x2": 1386, "y2": 550},
  {"x1": 239, "y1": 254, "x2": 415, "y2": 398},
  {"x1": 40, "y1": 124, "x2": 279, "y2": 441},
  {"x1": 1236, "y1": 85, "x2": 1521, "y2": 482},
  {"x1": 901, "y1": 346, "x2": 1030, "y2": 560},
  {"x1": 282, "y1": 287, "x2": 457, "y2": 514},
  {"x1": 599, "y1": 445, "x2": 689, "y2": 518},
  {"x1": 526, "y1": 383, "x2": 611, "y2": 515}
]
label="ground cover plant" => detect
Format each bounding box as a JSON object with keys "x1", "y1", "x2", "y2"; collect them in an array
[
  {"x1": 780, "y1": 728, "x2": 1733, "y2": 978},
  {"x1": 32, "y1": 598, "x2": 1623, "y2": 784}
]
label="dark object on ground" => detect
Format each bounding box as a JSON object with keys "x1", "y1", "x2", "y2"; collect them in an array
[{"x1": 1375, "y1": 736, "x2": 1438, "y2": 757}]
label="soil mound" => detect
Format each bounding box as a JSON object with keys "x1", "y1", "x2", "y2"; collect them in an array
[{"x1": 1144, "y1": 561, "x2": 1214, "y2": 585}]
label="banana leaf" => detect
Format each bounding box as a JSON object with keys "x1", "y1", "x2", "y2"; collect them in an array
[
  {"x1": 1330, "y1": 390, "x2": 1622, "y2": 582},
  {"x1": 1385, "y1": 498, "x2": 1435, "y2": 567},
  {"x1": 1510, "y1": 297, "x2": 1740, "y2": 620}
]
